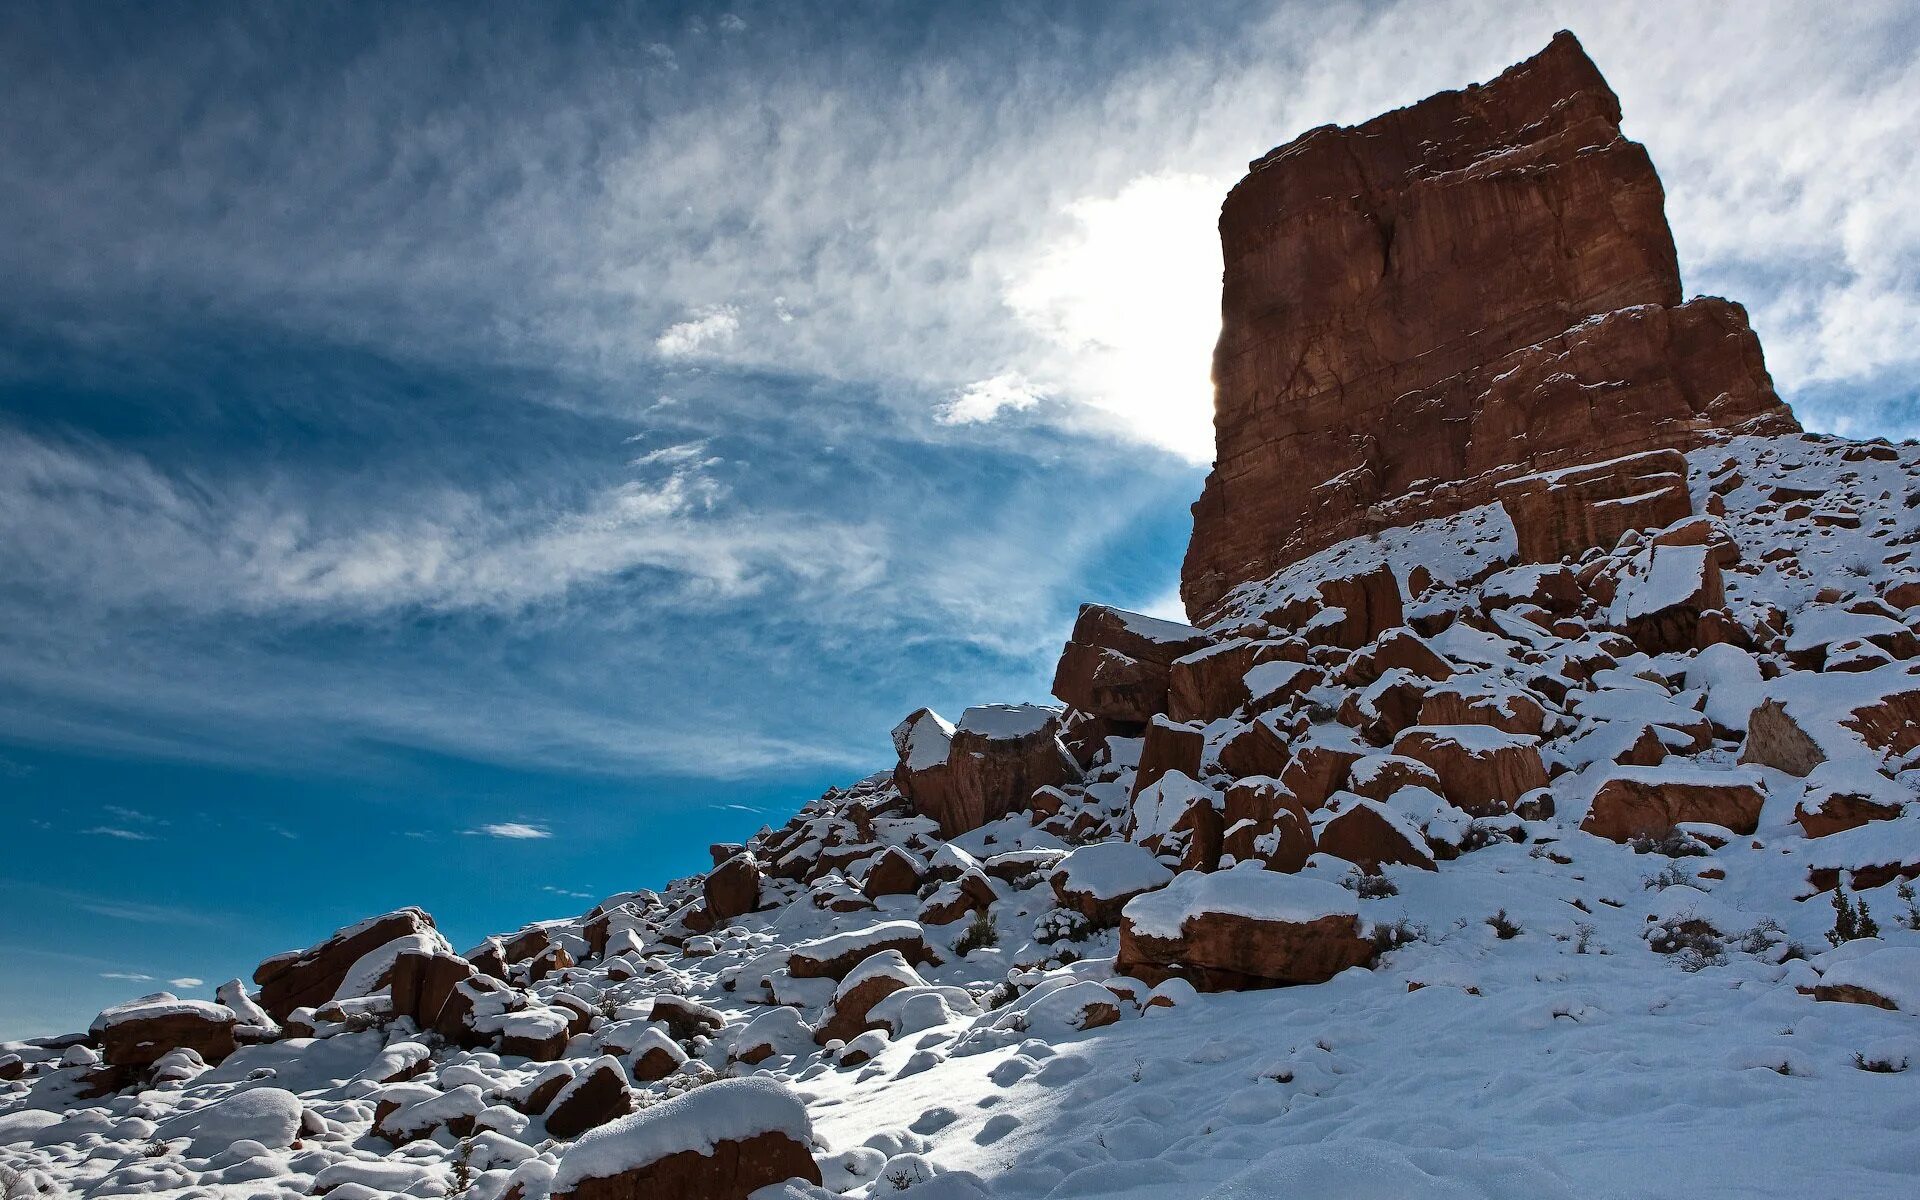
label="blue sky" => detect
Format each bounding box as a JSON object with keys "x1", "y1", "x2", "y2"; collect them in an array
[{"x1": 3, "y1": 1, "x2": 1917, "y2": 1039}]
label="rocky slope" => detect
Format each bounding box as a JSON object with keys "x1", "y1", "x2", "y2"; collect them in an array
[{"x1": 6, "y1": 32, "x2": 1919, "y2": 1200}]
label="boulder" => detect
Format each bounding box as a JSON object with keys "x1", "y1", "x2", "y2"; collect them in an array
[
  {"x1": 1392, "y1": 726, "x2": 1550, "y2": 817},
  {"x1": 1580, "y1": 766, "x2": 1766, "y2": 842},
  {"x1": 813, "y1": 951, "x2": 924, "y2": 1045},
  {"x1": 549, "y1": 1078, "x2": 821, "y2": 1200},
  {"x1": 1609, "y1": 543, "x2": 1725, "y2": 654},
  {"x1": 788, "y1": 922, "x2": 931, "y2": 981},
  {"x1": 1220, "y1": 778, "x2": 1315, "y2": 873},
  {"x1": 891, "y1": 707, "x2": 956, "y2": 829},
  {"x1": 627, "y1": 1029, "x2": 689, "y2": 1083},
  {"x1": 90, "y1": 996, "x2": 237, "y2": 1071},
  {"x1": 1181, "y1": 31, "x2": 1794, "y2": 618},
  {"x1": 860, "y1": 846, "x2": 923, "y2": 899},
  {"x1": 1313, "y1": 796, "x2": 1436, "y2": 873},
  {"x1": 1257, "y1": 565, "x2": 1405, "y2": 651},
  {"x1": 1049, "y1": 842, "x2": 1175, "y2": 927},
  {"x1": 938, "y1": 704, "x2": 1077, "y2": 837},
  {"x1": 1740, "y1": 668, "x2": 1920, "y2": 777},
  {"x1": 648, "y1": 995, "x2": 725, "y2": 1041},
  {"x1": 1131, "y1": 716, "x2": 1206, "y2": 800},
  {"x1": 1052, "y1": 605, "x2": 1210, "y2": 722},
  {"x1": 1117, "y1": 870, "x2": 1373, "y2": 991},
  {"x1": 253, "y1": 907, "x2": 443, "y2": 1022},
  {"x1": 704, "y1": 854, "x2": 763, "y2": 923},
  {"x1": 388, "y1": 950, "x2": 476, "y2": 1029}
]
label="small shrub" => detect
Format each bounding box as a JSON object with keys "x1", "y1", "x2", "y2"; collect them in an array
[
  {"x1": 1461, "y1": 822, "x2": 1522, "y2": 854},
  {"x1": 1898, "y1": 881, "x2": 1920, "y2": 931},
  {"x1": 449, "y1": 1141, "x2": 474, "y2": 1197},
  {"x1": 1643, "y1": 862, "x2": 1694, "y2": 891},
  {"x1": 1485, "y1": 909, "x2": 1523, "y2": 940},
  {"x1": 1649, "y1": 915, "x2": 1726, "y2": 971},
  {"x1": 955, "y1": 909, "x2": 999, "y2": 955},
  {"x1": 1346, "y1": 870, "x2": 1398, "y2": 899},
  {"x1": 1032, "y1": 909, "x2": 1088, "y2": 946},
  {"x1": 1853, "y1": 1050, "x2": 1909, "y2": 1074},
  {"x1": 1571, "y1": 921, "x2": 1597, "y2": 954},
  {"x1": 1629, "y1": 829, "x2": 1708, "y2": 858},
  {"x1": 1370, "y1": 918, "x2": 1427, "y2": 954},
  {"x1": 1827, "y1": 888, "x2": 1881, "y2": 947}
]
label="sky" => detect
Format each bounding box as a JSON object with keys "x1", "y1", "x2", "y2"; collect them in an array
[{"x1": 2, "y1": 0, "x2": 1918, "y2": 1040}]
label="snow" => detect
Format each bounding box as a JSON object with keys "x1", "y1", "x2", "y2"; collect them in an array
[
  {"x1": 551, "y1": 1077, "x2": 811, "y2": 1187},
  {"x1": 1123, "y1": 868, "x2": 1358, "y2": 940},
  {"x1": 88, "y1": 994, "x2": 232, "y2": 1033},
  {"x1": 1050, "y1": 843, "x2": 1173, "y2": 901},
  {"x1": 1684, "y1": 643, "x2": 1765, "y2": 732},
  {"x1": 154, "y1": 1087, "x2": 304, "y2": 1155},
  {"x1": 1611, "y1": 543, "x2": 1709, "y2": 622},
  {"x1": 1111, "y1": 609, "x2": 1205, "y2": 645},
  {"x1": 893, "y1": 708, "x2": 956, "y2": 771},
  {"x1": 791, "y1": 921, "x2": 924, "y2": 964},
  {"x1": 1242, "y1": 660, "x2": 1314, "y2": 705},
  {"x1": 956, "y1": 704, "x2": 1058, "y2": 740}
]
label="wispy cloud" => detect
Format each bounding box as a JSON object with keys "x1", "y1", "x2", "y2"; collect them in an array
[
  {"x1": 84, "y1": 826, "x2": 156, "y2": 842},
  {"x1": 468, "y1": 822, "x2": 553, "y2": 840},
  {"x1": 100, "y1": 971, "x2": 154, "y2": 982},
  {"x1": 168, "y1": 977, "x2": 202, "y2": 988}
]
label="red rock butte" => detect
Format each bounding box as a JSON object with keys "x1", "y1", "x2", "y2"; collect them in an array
[{"x1": 1181, "y1": 30, "x2": 1799, "y2": 620}]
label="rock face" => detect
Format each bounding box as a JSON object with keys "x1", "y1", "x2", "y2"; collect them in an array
[
  {"x1": 1181, "y1": 30, "x2": 1796, "y2": 618},
  {"x1": 1499, "y1": 450, "x2": 1695, "y2": 564}
]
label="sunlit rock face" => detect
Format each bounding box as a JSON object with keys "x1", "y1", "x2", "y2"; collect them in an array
[{"x1": 1181, "y1": 30, "x2": 1798, "y2": 620}]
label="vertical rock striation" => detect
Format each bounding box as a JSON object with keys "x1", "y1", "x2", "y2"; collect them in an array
[{"x1": 1182, "y1": 30, "x2": 1797, "y2": 619}]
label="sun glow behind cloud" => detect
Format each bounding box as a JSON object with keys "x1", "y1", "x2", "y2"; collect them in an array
[{"x1": 1003, "y1": 172, "x2": 1228, "y2": 464}]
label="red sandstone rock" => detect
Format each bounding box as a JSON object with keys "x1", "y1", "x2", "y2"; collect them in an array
[
  {"x1": 1580, "y1": 767, "x2": 1765, "y2": 841},
  {"x1": 1314, "y1": 796, "x2": 1436, "y2": 873},
  {"x1": 1052, "y1": 605, "x2": 1210, "y2": 722},
  {"x1": 1116, "y1": 871, "x2": 1374, "y2": 991},
  {"x1": 1392, "y1": 726, "x2": 1549, "y2": 817},
  {"x1": 253, "y1": 907, "x2": 441, "y2": 1023},
  {"x1": 1499, "y1": 450, "x2": 1696, "y2": 564},
  {"x1": 1182, "y1": 32, "x2": 1795, "y2": 618},
  {"x1": 891, "y1": 707, "x2": 956, "y2": 829},
  {"x1": 860, "y1": 846, "x2": 924, "y2": 899},
  {"x1": 703, "y1": 853, "x2": 763, "y2": 923},
  {"x1": 90, "y1": 997, "x2": 237, "y2": 1071},
  {"x1": 388, "y1": 950, "x2": 475, "y2": 1029},
  {"x1": 1132, "y1": 716, "x2": 1206, "y2": 801},
  {"x1": 544, "y1": 1057, "x2": 635, "y2": 1140},
  {"x1": 939, "y1": 705, "x2": 1078, "y2": 837}
]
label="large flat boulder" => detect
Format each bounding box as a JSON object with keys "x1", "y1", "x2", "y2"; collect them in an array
[
  {"x1": 1116, "y1": 869, "x2": 1373, "y2": 991},
  {"x1": 1581, "y1": 766, "x2": 1765, "y2": 842},
  {"x1": 549, "y1": 1077, "x2": 820, "y2": 1200},
  {"x1": 252, "y1": 907, "x2": 445, "y2": 1022}
]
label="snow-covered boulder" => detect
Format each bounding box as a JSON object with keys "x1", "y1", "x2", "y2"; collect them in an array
[
  {"x1": 1117, "y1": 869, "x2": 1373, "y2": 990},
  {"x1": 251, "y1": 906, "x2": 444, "y2": 1021},
  {"x1": 1580, "y1": 765, "x2": 1766, "y2": 842},
  {"x1": 1052, "y1": 604, "x2": 1209, "y2": 723},
  {"x1": 88, "y1": 994, "x2": 237, "y2": 1072},
  {"x1": 1050, "y1": 842, "x2": 1174, "y2": 926},
  {"x1": 1392, "y1": 726, "x2": 1550, "y2": 817},
  {"x1": 788, "y1": 921, "x2": 931, "y2": 981},
  {"x1": 549, "y1": 1077, "x2": 820, "y2": 1199},
  {"x1": 544, "y1": 1056, "x2": 634, "y2": 1139}
]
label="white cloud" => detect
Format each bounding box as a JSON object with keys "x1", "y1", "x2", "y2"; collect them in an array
[
  {"x1": 100, "y1": 971, "x2": 154, "y2": 982},
  {"x1": 168, "y1": 977, "x2": 203, "y2": 988},
  {"x1": 654, "y1": 306, "x2": 740, "y2": 358},
  {"x1": 937, "y1": 374, "x2": 1044, "y2": 425},
  {"x1": 469, "y1": 822, "x2": 552, "y2": 840},
  {"x1": 84, "y1": 826, "x2": 156, "y2": 842}
]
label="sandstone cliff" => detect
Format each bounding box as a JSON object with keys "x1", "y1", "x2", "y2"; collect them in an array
[{"x1": 1181, "y1": 30, "x2": 1798, "y2": 620}]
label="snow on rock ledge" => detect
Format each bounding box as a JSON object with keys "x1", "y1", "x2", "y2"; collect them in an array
[{"x1": 550, "y1": 1077, "x2": 820, "y2": 1200}]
